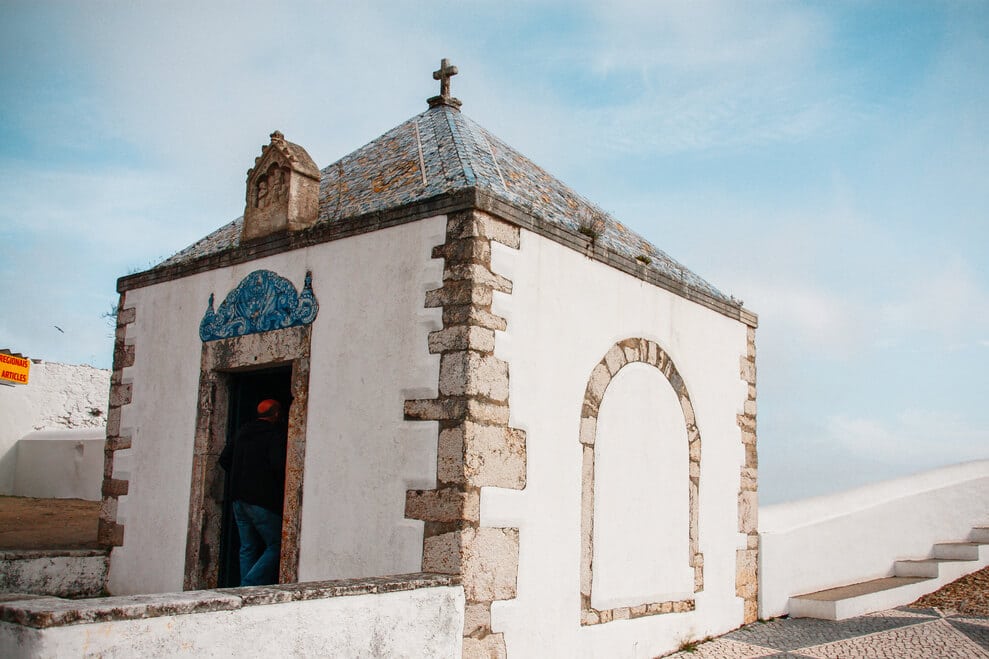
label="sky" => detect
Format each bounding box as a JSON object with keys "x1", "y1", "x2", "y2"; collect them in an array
[{"x1": 1, "y1": 1, "x2": 986, "y2": 504}]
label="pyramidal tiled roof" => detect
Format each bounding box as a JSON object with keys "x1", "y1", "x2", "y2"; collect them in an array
[{"x1": 159, "y1": 104, "x2": 733, "y2": 306}]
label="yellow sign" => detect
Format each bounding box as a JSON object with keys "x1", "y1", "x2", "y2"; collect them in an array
[{"x1": 0, "y1": 353, "x2": 30, "y2": 385}]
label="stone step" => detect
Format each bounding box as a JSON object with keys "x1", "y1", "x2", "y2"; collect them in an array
[
  {"x1": 788, "y1": 527, "x2": 989, "y2": 620},
  {"x1": 789, "y1": 577, "x2": 931, "y2": 621},
  {"x1": 0, "y1": 549, "x2": 108, "y2": 598},
  {"x1": 894, "y1": 557, "x2": 972, "y2": 578},
  {"x1": 932, "y1": 541, "x2": 984, "y2": 560},
  {"x1": 970, "y1": 527, "x2": 989, "y2": 543}
]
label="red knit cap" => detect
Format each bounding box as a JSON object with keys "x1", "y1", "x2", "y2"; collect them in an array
[{"x1": 257, "y1": 399, "x2": 280, "y2": 418}]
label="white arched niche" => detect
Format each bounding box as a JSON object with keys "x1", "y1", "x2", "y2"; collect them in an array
[{"x1": 591, "y1": 361, "x2": 694, "y2": 610}]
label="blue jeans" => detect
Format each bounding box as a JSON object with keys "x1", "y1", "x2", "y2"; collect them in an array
[{"x1": 232, "y1": 500, "x2": 282, "y2": 586}]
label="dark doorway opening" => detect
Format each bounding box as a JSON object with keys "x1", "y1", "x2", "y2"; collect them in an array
[{"x1": 218, "y1": 366, "x2": 293, "y2": 588}]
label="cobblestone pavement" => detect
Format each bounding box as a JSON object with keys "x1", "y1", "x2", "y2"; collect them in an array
[{"x1": 666, "y1": 608, "x2": 989, "y2": 658}]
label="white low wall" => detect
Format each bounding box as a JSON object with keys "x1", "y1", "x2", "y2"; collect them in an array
[
  {"x1": 0, "y1": 574, "x2": 463, "y2": 658},
  {"x1": 12, "y1": 430, "x2": 105, "y2": 500},
  {"x1": 759, "y1": 460, "x2": 989, "y2": 618},
  {"x1": 0, "y1": 362, "x2": 109, "y2": 495}
]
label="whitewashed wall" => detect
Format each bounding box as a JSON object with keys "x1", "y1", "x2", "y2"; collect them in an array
[
  {"x1": 13, "y1": 430, "x2": 105, "y2": 500},
  {"x1": 0, "y1": 362, "x2": 109, "y2": 494},
  {"x1": 760, "y1": 460, "x2": 989, "y2": 618},
  {"x1": 298, "y1": 216, "x2": 444, "y2": 581},
  {"x1": 484, "y1": 231, "x2": 750, "y2": 658},
  {"x1": 108, "y1": 217, "x2": 444, "y2": 595}
]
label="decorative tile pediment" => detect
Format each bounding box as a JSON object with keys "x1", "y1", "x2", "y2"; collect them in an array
[{"x1": 199, "y1": 269, "x2": 318, "y2": 342}]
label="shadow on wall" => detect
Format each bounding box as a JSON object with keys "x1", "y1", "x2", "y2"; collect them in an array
[{"x1": 0, "y1": 451, "x2": 16, "y2": 497}]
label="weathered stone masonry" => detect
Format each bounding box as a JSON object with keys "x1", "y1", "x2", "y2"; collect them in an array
[
  {"x1": 99, "y1": 296, "x2": 136, "y2": 548},
  {"x1": 404, "y1": 209, "x2": 524, "y2": 658},
  {"x1": 579, "y1": 338, "x2": 703, "y2": 625},
  {"x1": 736, "y1": 326, "x2": 759, "y2": 623}
]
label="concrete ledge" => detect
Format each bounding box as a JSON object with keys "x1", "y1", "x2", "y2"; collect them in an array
[
  {"x1": 0, "y1": 550, "x2": 109, "y2": 599},
  {"x1": 0, "y1": 572, "x2": 460, "y2": 629}
]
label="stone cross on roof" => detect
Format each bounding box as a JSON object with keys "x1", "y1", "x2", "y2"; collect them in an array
[
  {"x1": 434, "y1": 58, "x2": 457, "y2": 96},
  {"x1": 427, "y1": 58, "x2": 462, "y2": 110}
]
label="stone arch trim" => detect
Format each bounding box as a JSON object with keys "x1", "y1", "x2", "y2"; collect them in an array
[{"x1": 579, "y1": 338, "x2": 703, "y2": 626}]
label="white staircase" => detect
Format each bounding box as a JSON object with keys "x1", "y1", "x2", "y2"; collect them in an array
[{"x1": 788, "y1": 527, "x2": 989, "y2": 620}]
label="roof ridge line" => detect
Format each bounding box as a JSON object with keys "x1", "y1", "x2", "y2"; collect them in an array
[
  {"x1": 477, "y1": 125, "x2": 509, "y2": 192},
  {"x1": 413, "y1": 116, "x2": 428, "y2": 188},
  {"x1": 442, "y1": 108, "x2": 476, "y2": 186}
]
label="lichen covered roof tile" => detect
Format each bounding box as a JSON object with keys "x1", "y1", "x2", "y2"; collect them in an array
[{"x1": 159, "y1": 105, "x2": 730, "y2": 304}]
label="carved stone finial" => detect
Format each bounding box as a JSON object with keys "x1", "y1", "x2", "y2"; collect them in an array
[
  {"x1": 241, "y1": 131, "x2": 321, "y2": 242},
  {"x1": 427, "y1": 58, "x2": 462, "y2": 110}
]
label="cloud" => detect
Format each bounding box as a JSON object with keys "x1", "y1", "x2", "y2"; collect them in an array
[
  {"x1": 825, "y1": 410, "x2": 989, "y2": 466},
  {"x1": 0, "y1": 161, "x2": 216, "y2": 368},
  {"x1": 394, "y1": 1, "x2": 857, "y2": 166},
  {"x1": 732, "y1": 278, "x2": 870, "y2": 358},
  {"x1": 759, "y1": 407, "x2": 989, "y2": 503},
  {"x1": 586, "y1": 1, "x2": 825, "y2": 73},
  {"x1": 0, "y1": 2, "x2": 485, "y2": 369},
  {"x1": 730, "y1": 256, "x2": 989, "y2": 364},
  {"x1": 44, "y1": 3, "x2": 443, "y2": 167},
  {"x1": 879, "y1": 259, "x2": 989, "y2": 348},
  {"x1": 560, "y1": 1, "x2": 850, "y2": 156},
  {"x1": 0, "y1": 234, "x2": 117, "y2": 367},
  {"x1": 572, "y1": 83, "x2": 843, "y2": 158},
  {"x1": 0, "y1": 162, "x2": 218, "y2": 258}
]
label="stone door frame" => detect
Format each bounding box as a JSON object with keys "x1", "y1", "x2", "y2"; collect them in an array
[{"x1": 183, "y1": 325, "x2": 312, "y2": 590}]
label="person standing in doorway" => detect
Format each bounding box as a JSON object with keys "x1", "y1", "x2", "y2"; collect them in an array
[{"x1": 219, "y1": 399, "x2": 287, "y2": 586}]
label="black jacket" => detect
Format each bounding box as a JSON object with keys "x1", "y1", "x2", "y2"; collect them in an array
[{"x1": 219, "y1": 419, "x2": 287, "y2": 514}]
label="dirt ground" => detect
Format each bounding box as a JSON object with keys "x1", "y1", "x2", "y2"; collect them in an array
[
  {"x1": 909, "y1": 565, "x2": 989, "y2": 616},
  {"x1": 0, "y1": 496, "x2": 100, "y2": 550}
]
